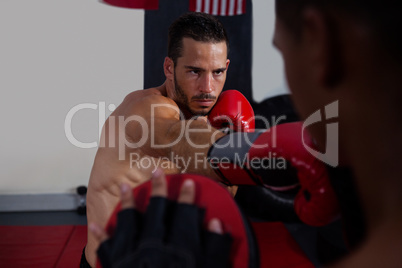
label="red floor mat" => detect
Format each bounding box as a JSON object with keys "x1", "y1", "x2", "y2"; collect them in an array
[
  {"x1": 55, "y1": 226, "x2": 87, "y2": 268},
  {"x1": 0, "y1": 223, "x2": 312, "y2": 268},
  {"x1": 0, "y1": 225, "x2": 87, "y2": 268}
]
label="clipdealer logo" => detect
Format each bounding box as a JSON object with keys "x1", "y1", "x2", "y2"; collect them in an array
[
  {"x1": 63, "y1": 100, "x2": 339, "y2": 167},
  {"x1": 302, "y1": 100, "x2": 339, "y2": 167},
  {"x1": 63, "y1": 101, "x2": 283, "y2": 157}
]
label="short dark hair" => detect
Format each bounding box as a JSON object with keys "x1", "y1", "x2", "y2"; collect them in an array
[
  {"x1": 275, "y1": 0, "x2": 402, "y2": 62},
  {"x1": 168, "y1": 12, "x2": 229, "y2": 65}
]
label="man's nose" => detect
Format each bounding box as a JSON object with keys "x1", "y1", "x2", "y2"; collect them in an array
[{"x1": 199, "y1": 73, "x2": 213, "y2": 93}]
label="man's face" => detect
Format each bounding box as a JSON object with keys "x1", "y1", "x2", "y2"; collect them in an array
[{"x1": 172, "y1": 38, "x2": 230, "y2": 116}]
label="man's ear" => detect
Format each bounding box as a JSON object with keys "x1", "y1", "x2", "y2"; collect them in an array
[
  {"x1": 302, "y1": 8, "x2": 343, "y2": 88},
  {"x1": 226, "y1": 59, "x2": 230, "y2": 70},
  {"x1": 164, "y1": 57, "x2": 174, "y2": 81}
]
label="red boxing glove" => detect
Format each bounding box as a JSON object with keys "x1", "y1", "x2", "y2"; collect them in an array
[
  {"x1": 208, "y1": 122, "x2": 340, "y2": 226},
  {"x1": 249, "y1": 122, "x2": 340, "y2": 226},
  {"x1": 208, "y1": 90, "x2": 255, "y2": 132}
]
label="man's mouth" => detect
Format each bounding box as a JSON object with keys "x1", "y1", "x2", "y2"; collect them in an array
[
  {"x1": 192, "y1": 94, "x2": 216, "y2": 107},
  {"x1": 194, "y1": 99, "x2": 214, "y2": 106}
]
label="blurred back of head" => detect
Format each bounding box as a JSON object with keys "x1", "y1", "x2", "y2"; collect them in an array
[{"x1": 275, "y1": 0, "x2": 402, "y2": 64}]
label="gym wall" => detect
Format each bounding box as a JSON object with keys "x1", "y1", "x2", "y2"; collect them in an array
[{"x1": 0, "y1": 0, "x2": 287, "y2": 209}]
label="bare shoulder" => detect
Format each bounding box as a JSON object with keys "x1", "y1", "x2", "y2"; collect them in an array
[
  {"x1": 122, "y1": 85, "x2": 170, "y2": 104},
  {"x1": 122, "y1": 87, "x2": 179, "y2": 119}
]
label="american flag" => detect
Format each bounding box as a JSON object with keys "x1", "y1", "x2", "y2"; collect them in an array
[{"x1": 189, "y1": 0, "x2": 246, "y2": 16}]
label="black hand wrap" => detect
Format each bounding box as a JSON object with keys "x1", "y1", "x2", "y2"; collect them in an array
[{"x1": 97, "y1": 197, "x2": 232, "y2": 268}]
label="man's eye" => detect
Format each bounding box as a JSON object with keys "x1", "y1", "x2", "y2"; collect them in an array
[
  {"x1": 190, "y1": 70, "x2": 199, "y2": 74},
  {"x1": 214, "y1": 71, "x2": 223, "y2": 75}
]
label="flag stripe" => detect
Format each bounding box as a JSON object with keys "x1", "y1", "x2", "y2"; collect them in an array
[
  {"x1": 195, "y1": 0, "x2": 202, "y2": 12},
  {"x1": 204, "y1": 0, "x2": 210, "y2": 13},
  {"x1": 220, "y1": 0, "x2": 227, "y2": 16},
  {"x1": 212, "y1": 0, "x2": 219, "y2": 15},
  {"x1": 228, "y1": 0, "x2": 235, "y2": 16},
  {"x1": 237, "y1": 0, "x2": 243, "y2": 15},
  {"x1": 189, "y1": 0, "x2": 246, "y2": 16}
]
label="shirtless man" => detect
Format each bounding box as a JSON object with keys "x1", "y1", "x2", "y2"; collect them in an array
[
  {"x1": 83, "y1": 12, "x2": 258, "y2": 267},
  {"x1": 91, "y1": 0, "x2": 402, "y2": 267}
]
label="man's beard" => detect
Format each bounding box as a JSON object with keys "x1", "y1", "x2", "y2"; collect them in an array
[{"x1": 174, "y1": 73, "x2": 216, "y2": 117}]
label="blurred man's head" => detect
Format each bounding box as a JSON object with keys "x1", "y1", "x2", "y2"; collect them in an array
[
  {"x1": 275, "y1": 1, "x2": 402, "y2": 62},
  {"x1": 273, "y1": 1, "x2": 402, "y2": 157}
]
